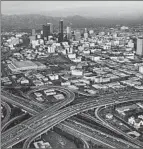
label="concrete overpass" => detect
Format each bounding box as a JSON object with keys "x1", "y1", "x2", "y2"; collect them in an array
[
  {"x1": 2, "y1": 96, "x2": 143, "y2": 148},
  {"x1": 1, "y1": 87, "x2": 143, "y2": 148}
]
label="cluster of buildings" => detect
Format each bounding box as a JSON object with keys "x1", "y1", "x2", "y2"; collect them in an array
[
  {"x1": 2, "y1": 32, "x2": 29, "y2": 50},
  {"x1": 115, "y1": 103, "x2": 143, "y2": 117},
  {"x1": 104, "y1": 101, "x2": 143, "y2": 140},
  {"x1": 128, "y1": 115, "x2": 143, "y2": 130},
  {"x1": 113, "y1": 102, "x2": 143, "y2": 138},
  {"x1": 115, "y1": 102, "x2": 143, "y2": 132},
  {"x1": 32, "y1": 88, "x2": 65, "y2": 103},
  {"x1": 34, "y1": 141, "x2": 52, "y2": 149},
  {"x1": 1, "y1": 20, "x2": 143, "y2": 96}
]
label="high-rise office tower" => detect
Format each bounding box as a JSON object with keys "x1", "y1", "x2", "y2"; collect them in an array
[
  {"x1": 43, "y1": 25, "x2": 50, "y2": 40},
  {"x1": 66, "y1": 26, "x2": 71, "y2": 40},
  {"x1": 132, "y1": 38, "x2": 137, "y2": 50},
  {"x1": 58, "y1": 20, "x2": 64, "y2": 42},
  {"x1": 136, "y1": 37, "x2": 143, "y2": 56},
  {"x1": 47, "y1": 23, "x2": 53, "y2": 34}
]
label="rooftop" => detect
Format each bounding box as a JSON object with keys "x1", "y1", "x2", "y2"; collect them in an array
[
  {"x1": 13, "y1": 60, "x2": 37, "y2": 68},
  {"x1": 8, "y1": 60, "x2": 46, "y2": 72}
]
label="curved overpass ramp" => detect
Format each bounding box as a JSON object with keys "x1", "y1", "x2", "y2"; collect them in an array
[
  {"x1": 1, "y1": 86, "x2": 75, "y2": 116},
  {"x1": 1, "y1": 101, "x2": 11, "y2": 127}
]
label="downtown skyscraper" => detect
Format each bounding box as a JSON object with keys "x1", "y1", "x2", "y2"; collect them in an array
[
  {"x1": 58, "y1": 20, "x2": 64, "y2": 42},
  {"x1": 66, "y1": 26, "x2": 72, "y2": 40},
  {"x1": 43, "y1": 23, "x2": 53, "y2": 40},
  {"x1": 136, "y1": 37, "x2": 143, "y2": 56}
]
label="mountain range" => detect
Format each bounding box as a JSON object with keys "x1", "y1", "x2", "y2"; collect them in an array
[{"x1": 1, "y1": 14, "x2": 143, "y2": 31}]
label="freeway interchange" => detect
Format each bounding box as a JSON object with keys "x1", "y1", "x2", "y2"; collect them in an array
[{"x1": 1, "y1": 86, "x2": 143, "y2": 149}]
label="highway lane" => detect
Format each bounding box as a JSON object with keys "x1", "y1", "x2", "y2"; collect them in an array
[
  {"x1": 81, "y1": 138, "x2": 90, "y2": 149},
  {"x1": 1, "y1": 90, "x2": 43, "y2": 114},
  {"x1": 1, "y1": 101, "x2": 12, "y2": 127},
  {"x1": 2, "y1": 88, "x2": 143, "y2": 116},
  {"x1": 2, "y1": 96, "x2": 143, "y2": 148},
  {"x1": 79, "y1": 112, "x2": 104, "y2": 124},
  {"x1": 77, "y1": 112, "x2": 128, "y2": 139},
  {"x1": 65, "y1": 119, "x2": 139, "y2": 149},
  {"x1": 53, "y1": 121, "x2": 116, "y2": 149},
  {"x1": 2, "y1": 113, "x2": 27, "y2": 133}
]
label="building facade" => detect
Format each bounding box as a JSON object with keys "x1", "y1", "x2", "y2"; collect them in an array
[
  {"x1": 136, "y1": 37, "x2": 143, "y2": 56},
  {"x1": 58, "y1": 20, "x2": 64, "y2": 42}
]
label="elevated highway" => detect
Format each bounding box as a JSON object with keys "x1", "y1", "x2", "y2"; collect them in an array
[
  {"x1": 23, "y1": 111, "x2": 141, "y2": 149},
  {"x1": 1, "y1": 87, "x2": 143, "y2": 148},
  {"x1": 65, "y1": 119, "x2": 140, "y2": 149},
  {"x1": 2, "y1": 95, "x2": 143, "y2": 148},
  {"x1": 23, "y1": 122, "x2": 90, "y2": 149}
]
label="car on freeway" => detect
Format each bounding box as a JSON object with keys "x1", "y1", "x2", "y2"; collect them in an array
[{"x1": 16, "y1": 137, "x2": 20, "y2": 140}]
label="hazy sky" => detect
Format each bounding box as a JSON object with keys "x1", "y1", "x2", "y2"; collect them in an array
[{"x1": 2, "y1": 1, "x2": 143, "y2": 18}]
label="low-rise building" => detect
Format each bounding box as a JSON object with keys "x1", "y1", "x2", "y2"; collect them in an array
[
  {"x1": 49, "y1": 74, "x2": 59, "y2": 80},
  {"x1": 67, "y1": 85, "x2": 79, "y2": 90},
  {"x1": 71, "y1": 69, "x2": 83, "y2": 76},
  {"x1": 34, "y1": 141, "x2": 52, "y2": 149},
  {"x1": 8, "y1": 60, "x2": 46, "y2": 72},
  {"x1": 33, "y1": 80, "x2": 44, "y2": 86},
  {"x1": 54, "y1": 94, "x2": 65, "y2": 100},
  {"x1": 139, "y1": 65, "x2": 143, "y2": 74}
]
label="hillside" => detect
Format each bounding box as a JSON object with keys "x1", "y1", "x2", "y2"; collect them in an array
[{"x1": 1, "y1": 14, "x2": 143, "y2": 31}]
